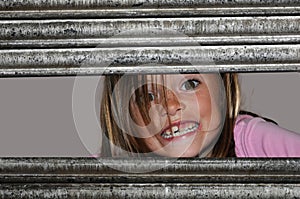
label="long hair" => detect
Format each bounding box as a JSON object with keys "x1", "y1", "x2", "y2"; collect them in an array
[
  {"x1": 211, "y1": 73, "x2": 240, "y2": 157},
  {"x1": 100, "y1": 73, "x2": 240, "y2": 157}
]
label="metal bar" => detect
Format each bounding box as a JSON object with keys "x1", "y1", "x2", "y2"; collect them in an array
[
  {"x1": 0, "y1": 158, "x2": 300, "y2": 198},
  {"x1": 0, "y1": 63, "x2": 299, "y2": 77},
  {"x1": 1, "y1": 17, "x2": 300, "y2": 40},
  {"x1": 1, "y1": 183, "x2": 300, "y2": 198},
  {"x1": 1, "y1": 0, "x2": 300, "y2": 10},
  {"x1": 0, "y1": 45, "x2": 299, "y2": 76},
  {"x1": 1, "y1": 173, "x2": 300, "y2": 184},
  {"x1": 0, "y1": 158, "x2": 299, "y2": 182},
  {"x1": 2, "y1": 0, "x2": 300, "y2": 19},
  {"x1": 1, "y1": 158, "x2": 300, "y2": 174},
  {"x1": 2, "y1": 7, "x2": 300, "y2": 19},
  {"x1": 2, "y1": 35, "x2": 300, "y2": 49}
]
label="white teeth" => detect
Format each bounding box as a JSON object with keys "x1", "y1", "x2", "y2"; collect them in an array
[
  {"x1": 163, "y1": 131, "x2": 172, "y2": 139},
  {"x1": 161, "y1": 123, "x2": 199, "y2": 139},
  {"x1": 171, "y1": 126, "x2": 179, "y2": 133}
]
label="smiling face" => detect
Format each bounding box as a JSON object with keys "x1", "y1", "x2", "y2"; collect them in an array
[{"x1": 128, "y1": 74, "x2": 225, "y2": 157}]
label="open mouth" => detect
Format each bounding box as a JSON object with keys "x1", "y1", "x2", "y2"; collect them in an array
[{"x1": 160, "y1": 121, "x2": 200, "y2": 139}]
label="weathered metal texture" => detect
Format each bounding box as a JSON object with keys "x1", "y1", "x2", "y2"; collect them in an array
[
  {"x1": 1, "y1": 0, "x2": 300, "y2": 19},
  {"x1": 3, "y1": 8, "x2": 300, "y2": 19},
  {"x1": 1, "y1": 17, "x2": 300, "y2": 40},
  {"x1": 2, "y1": 0, "x2": 300, "y2": 9},
  {"x1": 0, "y1": 158, "x2": 300, "y2": 198},
  {"x1": 1, "y1": 183, "x2": 300, "y2": 198},
  {"x1": 3, "y1": 35, "x2": 300, "y2": 49},
  {"x1": 1, "y1": 2, "x2": 300, "y2": 75},
  {"x1": 1, "y1": 158, "x2": 300, "y2": 183},
  {"x1": 0, "y1": 45, "x2": 299, "y2": 76}
]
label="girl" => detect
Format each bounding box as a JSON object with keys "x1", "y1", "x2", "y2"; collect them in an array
[{"x1": 100, "y1": 73, "x2": 300, "y2": 157}]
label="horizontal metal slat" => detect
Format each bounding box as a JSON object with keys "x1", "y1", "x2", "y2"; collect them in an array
[
  {"x1": 0, "y1": 63, "x2": 299, "y2": 77},
  {"x1": 0, "y1": 0, "x2": 299, "y2": 10},
  {"x1": 0, "y1": 158, "x2": 300, "y2": 184},
  {"x1": 0, "y1": 158, "x2": 300, "y2": 180},
  {"x1": 1, "y1": 173, "x2": 300, "y2": 184},
  {"x1": 3, "y1": 35, "x2": 300, "y2": 49},
  {"x1": 0, "y1": 158, "x2": 300, "y2": 198},
  {"x1": 2, "y1": 0, "x2": 300, "y2": 19},
  {"x1": 2, "y1": 7, "x2": 300, "y2": 19},
  {"x1": 2, "y1": 0, "x2": 300, "y2": 9},
  {"x1": 1, "y1": 17, "x2": 299, "y2": 40},
  {"x1": 0, "y1": 45, "x2": 299, "y2": 76},
  {"x1": 1, "y1": 183, "x2": 300, "y2": 198}
]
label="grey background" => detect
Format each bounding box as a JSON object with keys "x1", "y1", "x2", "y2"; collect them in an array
[
  {"x1": 239, "y1": 73, "x2": 300, "y2": 133},
  {"x1": 0, "y1": 73, "x2": 299, "y2": 156}
]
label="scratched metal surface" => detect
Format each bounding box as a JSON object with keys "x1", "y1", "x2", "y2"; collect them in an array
[
  {"x1": 1, "y1": 183, "x2": 300, "y2": 198},
  {"x1": 0, "y1": 45, "x2": 300, "y2": 76},
  {"x1": 1, "y1": 0, "x2": 300, "y2": 18},
  {"x1": 1, "y1": 17, "x2": 300, "y2": 40},
  {"x1": 1, "y1": 1, "x2": 300, "y2": 76},
  {"x1": 0, "y1": 158, "x2": 300, "y2": 198},
  {"x1": 1, "y1": 158, "x2": 300, "y2": 183},
  {"x1": 2, "y1": 17, "x2": 300, "y2": 49},
  {"x1": 3, "y1": 35, "x2": 300, "y2": 48},
  {"x1": 1, "y1": 0, "x2": 300, "y2": 9}
]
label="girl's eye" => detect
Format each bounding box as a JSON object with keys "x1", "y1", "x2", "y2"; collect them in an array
[
  {"x1": 148, "y1": 92, "x2": 155, "y2": 101},
  {"x1": 181, "y1": 79, "x2": 201, "y2": 91}
]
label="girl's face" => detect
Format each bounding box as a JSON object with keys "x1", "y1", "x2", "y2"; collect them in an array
[{"x1": 129, "y1": 74, "x2": 225, "y2": 157}]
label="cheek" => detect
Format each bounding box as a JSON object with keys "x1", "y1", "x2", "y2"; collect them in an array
[
  {"x1": 196, "y1": 93, "x2": 212, "y2": 123},
  {"x1": 195, "y1": 89, "x2": 223, "y2": 134},
  {"x1": 129, "y1": 101, "x2": 167, "y2": 140}
]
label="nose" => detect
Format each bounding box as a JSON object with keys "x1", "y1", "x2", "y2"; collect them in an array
[{"x1": 163, "y1": 90, "x2": 184, "y2": 116}]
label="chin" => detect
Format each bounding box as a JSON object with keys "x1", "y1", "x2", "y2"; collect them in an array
[
  {"x1": 157, "y1": 148, "x2": 201, "y2": 158},
  {"x1": 178, "y1": 150, "x2": 201, "y2": 158}
]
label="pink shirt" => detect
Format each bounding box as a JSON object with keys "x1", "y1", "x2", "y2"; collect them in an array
[{"x1": 234, "y1": 114, "x2": 300, "y2": 157}]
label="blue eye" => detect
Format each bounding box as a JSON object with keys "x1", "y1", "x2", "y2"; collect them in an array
[{"x1": 181, "y1": 79, "x2": 201, "y2": 91}]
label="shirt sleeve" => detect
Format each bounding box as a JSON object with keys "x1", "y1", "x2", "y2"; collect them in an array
[{"x1": 234, "y1": 114, "x2": 300, "y2": 157}]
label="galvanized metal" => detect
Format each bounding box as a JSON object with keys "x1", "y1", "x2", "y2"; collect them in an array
[
  {"x1": 0, "y1": 158, "x2": 300, "y2": 198},
  {"x1": 2, "y1": 0, "x2": 300, "y2": 9},
  {"x1": 1, "y1": 0, "x2": 300, "y2": 20},
  {"x1": 1, "y1": 17, "x2": 300, "y2": 40},
  {"x1": 2, "y1": 7, "x2": 300, "y2": 19},
  {"x1": 1, "y1": 183, "x2": 300, "y2": 198},
  {"x1": 0, "y1": 158, "x2": 300, "y2": 183},
  {"x1": 1, "y1": 0, "x2": 300, "y2": 19},
  {"x1": 1, "y1": 2, "x2": 299, "y2": 76},
  {"x1": 0, "y1": 45, "x2": 299, "y2": 76},
  {"x1": 2, "y1": 35, "x2": 300, "y2": 49}
]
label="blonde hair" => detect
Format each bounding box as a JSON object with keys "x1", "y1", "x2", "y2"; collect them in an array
[{"x1": 100, "y1": 73, "x2": 240, "y2": 157}]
